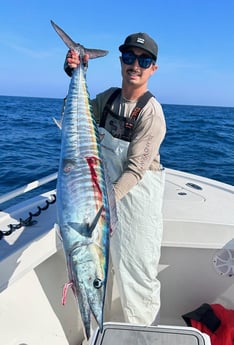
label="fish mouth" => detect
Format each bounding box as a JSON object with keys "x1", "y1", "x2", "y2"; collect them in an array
[{"x1": 76, "y1": 276, "x2": 105, "y2": 339}]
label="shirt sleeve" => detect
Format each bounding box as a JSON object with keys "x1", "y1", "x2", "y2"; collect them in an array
[{"x1": 114, "y1": 101, "x2": 166, "y2": 200}]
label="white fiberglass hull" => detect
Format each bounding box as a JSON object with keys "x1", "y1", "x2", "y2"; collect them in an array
[{"x1": 0, "y1": 168, "x2": 233, "y2": 344}]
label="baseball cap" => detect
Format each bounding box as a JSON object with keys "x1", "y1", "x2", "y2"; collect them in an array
[{"x1": 119, "y1": 32, "x2": 158, "y2": 60}]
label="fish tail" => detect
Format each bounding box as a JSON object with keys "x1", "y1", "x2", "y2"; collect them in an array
[{"x1": 51, "y1": 20, "x2": 108, "y2": 59}]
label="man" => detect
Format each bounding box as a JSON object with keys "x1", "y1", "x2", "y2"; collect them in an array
[{"x1": 65, "y1": 32, "x2": 166, "y2": 326}]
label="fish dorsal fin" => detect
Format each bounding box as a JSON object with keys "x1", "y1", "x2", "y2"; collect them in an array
[{"x1": 68, "y1": 206, "x2": 103, "y2": 237}]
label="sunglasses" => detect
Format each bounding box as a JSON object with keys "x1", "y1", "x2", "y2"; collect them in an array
[{"x1": 122, "y1": 51, "x2": 155, "y2": 69}]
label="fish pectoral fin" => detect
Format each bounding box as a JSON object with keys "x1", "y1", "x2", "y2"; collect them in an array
[
  {"x1": 68, "y1": 222, "x2": 92, "y2": 237},
  {"x1": 68, "y1": 207, "x2": 103, "y2": 237}
]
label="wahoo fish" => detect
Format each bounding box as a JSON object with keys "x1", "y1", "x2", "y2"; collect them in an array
[{"x1": 51, "y1": 20, "x2": 116, "y2": 339}]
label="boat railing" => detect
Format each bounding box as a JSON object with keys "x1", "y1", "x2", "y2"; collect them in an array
[{"x1": 0, "y1": 172, "x2": 57, "y2": 205}]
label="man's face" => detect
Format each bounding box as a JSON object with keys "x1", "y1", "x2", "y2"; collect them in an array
[{"x1": 120, "y1": 47, "x2": 158, "y2": 88}]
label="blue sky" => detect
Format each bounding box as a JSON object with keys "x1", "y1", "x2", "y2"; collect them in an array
[{"x1": 1, "y1": 0, "x2": 234, "y2": 107}]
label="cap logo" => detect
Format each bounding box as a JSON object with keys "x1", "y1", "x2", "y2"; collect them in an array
[{"x1": 136, "y1": 37, "x2": 145, "y2": 44}]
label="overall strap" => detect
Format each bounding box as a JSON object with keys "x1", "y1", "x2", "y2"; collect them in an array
[
  {"x1": 100, "y1": 88, "x2": 154, "y2": 128},
  {"x1": 125, "y1": 90, "x2": 154, "y2": 129},
  {"x1": 100, "y1": 88, "x2": 121, "y2": 127}
]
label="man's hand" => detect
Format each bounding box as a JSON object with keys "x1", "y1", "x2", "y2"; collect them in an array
[{"x1": 66, "y1": 50, "x2": 89, "y2": 69}]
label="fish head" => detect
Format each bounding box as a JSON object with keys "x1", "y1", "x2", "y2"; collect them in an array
[{"x1": 70, "y1": 243, "x2": 108, "y2": 338}]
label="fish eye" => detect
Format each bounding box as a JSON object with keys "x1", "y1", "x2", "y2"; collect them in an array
[
  {"x1": 93, "y1": 278, "x2": 103, "y2": 289},
  {"x1": 63, "y1": 163, "x2": 73, "y2": 173},
  {"x1": 63, "y1": 159, "x2": 75, "y2": 174}
]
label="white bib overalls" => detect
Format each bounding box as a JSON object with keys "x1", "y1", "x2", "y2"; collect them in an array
[{"x1": 100, "y1": 128, "x2": 165, "y2": 325}]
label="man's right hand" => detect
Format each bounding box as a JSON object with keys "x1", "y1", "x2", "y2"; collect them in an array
[
  {"x1": 66, "y1": 50, "x2": 80, "y2": 69},
  {"x1": 65, "y1": 50, "x2": 89, "y2": 70}
]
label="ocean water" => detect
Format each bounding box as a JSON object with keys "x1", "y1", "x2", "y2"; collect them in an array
[{"x1": 0, "y1": 95, "x2": 233, "y2": 209}]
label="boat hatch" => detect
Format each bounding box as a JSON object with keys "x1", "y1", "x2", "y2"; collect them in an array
[{"x1": 90, "y1": 323, "x2": 211, "y2": 345}]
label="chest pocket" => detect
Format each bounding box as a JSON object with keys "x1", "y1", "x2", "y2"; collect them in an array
[{"x1": 100, "y1": 88, "x2": 153, "y2": 142}]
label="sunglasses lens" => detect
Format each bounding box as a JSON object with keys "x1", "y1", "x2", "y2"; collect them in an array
[
  {"x1": 122, "y1": 52, "x2": 153, "y2": 68},
  {"x1": 138, "y1": 56, "x2": 152, "y2": 68},
  {"x1": 122, "y1": 52, "x2": 135, "y2": 65}
]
